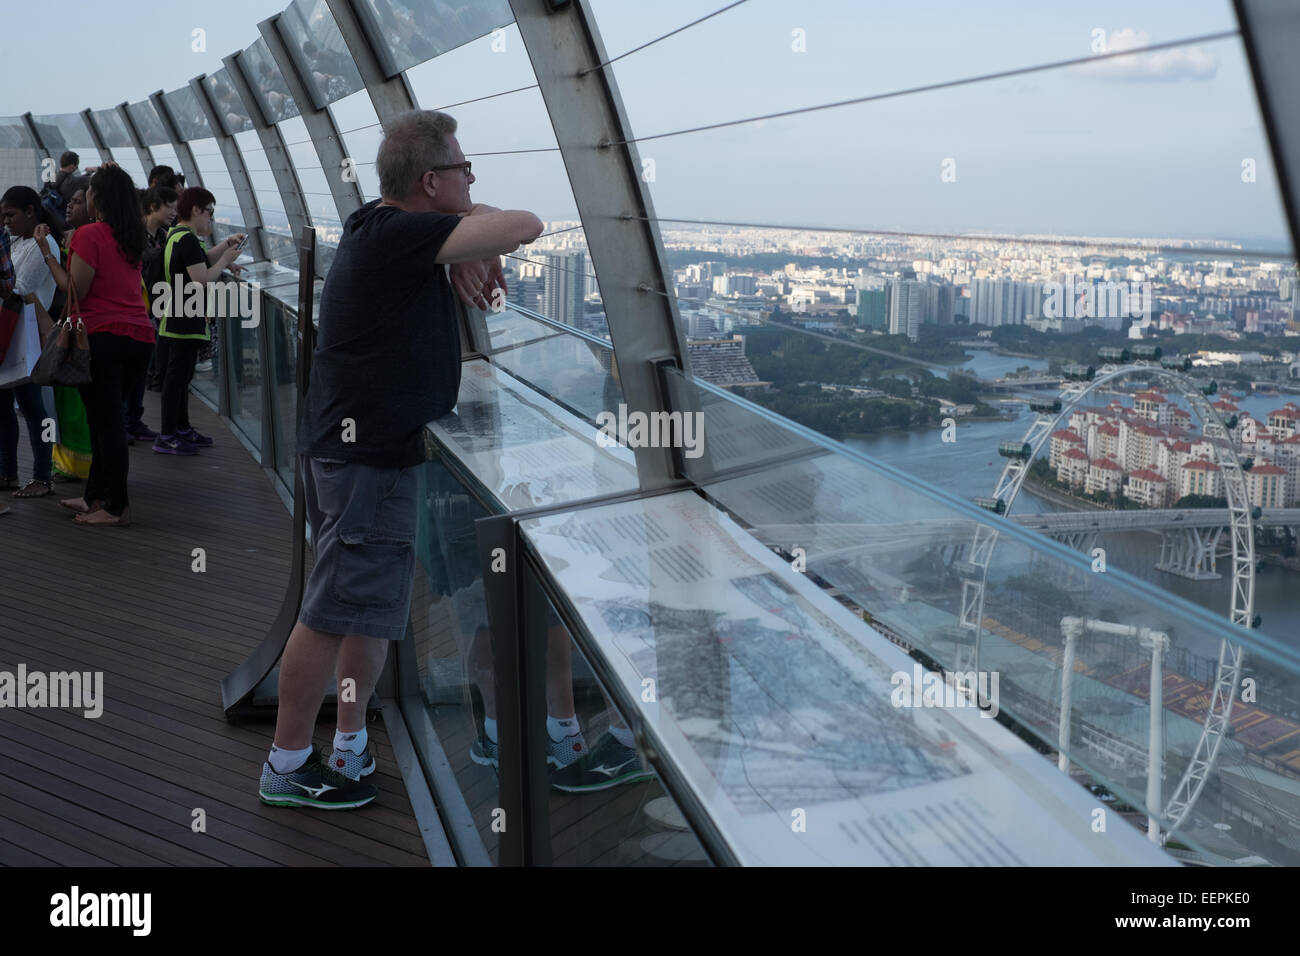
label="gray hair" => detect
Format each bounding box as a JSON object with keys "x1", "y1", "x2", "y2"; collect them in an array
[{"x1": 376, "y1": 110, "x2": 458, "y2": 199}]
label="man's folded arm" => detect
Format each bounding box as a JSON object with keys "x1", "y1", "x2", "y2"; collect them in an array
[{"x1": 435, "y1": 209, "x2": 543, "y2": 264}]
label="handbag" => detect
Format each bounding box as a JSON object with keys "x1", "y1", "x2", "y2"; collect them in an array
[
  {"x1": 0, "y1": 296, "x2": 20, "y2": 365},
  {"x1": 30, "y1": 278, "x2": 91, "y2": 387}
]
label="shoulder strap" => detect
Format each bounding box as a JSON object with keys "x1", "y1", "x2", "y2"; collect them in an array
[{"x1": 161, "y1": 227, "x2": 195, "y2": 320}]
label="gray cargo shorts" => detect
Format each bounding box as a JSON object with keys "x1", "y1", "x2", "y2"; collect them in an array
[{"x1": 299, "y1": 455, "x2": 418, "y2": 641}]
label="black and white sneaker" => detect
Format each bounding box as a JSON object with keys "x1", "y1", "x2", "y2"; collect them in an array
[
  {"x1": 328, "y1": 742, "x2": 376, "y2": 780},
  {"x1": 550, "y1": 732, "x2": 655, "y2": 793},
  {"x1": 258, "y1": 749, "x2": 377, "y2": 809},
  {"x1": 469, "y1": 732, "x2": 499, "y2": 769}
]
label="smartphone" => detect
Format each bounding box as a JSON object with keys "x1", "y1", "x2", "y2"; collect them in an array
[{"x1": 233, "y1": 234, "x2": 249, "y2": 252}]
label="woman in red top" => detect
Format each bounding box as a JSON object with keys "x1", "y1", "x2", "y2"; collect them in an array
[{"x1": 35, "y1": 164, "x2": 153, "y2": 526}]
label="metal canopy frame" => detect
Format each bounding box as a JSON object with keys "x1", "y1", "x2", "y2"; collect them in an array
[
  {"x1": 151, "y1": 90, "x2": 207, "y2": 193},
  {"x1": 116, "y1": 102, "x2": 155, "y2": 174},
  {"x1": 259, "y1": 13, "x2": 365, "y2": 228},
  {"x1": 508, "y1": 0, "x2": 691, "y2": 490},
  {"x1": 323, "y1": 0, "x2": 419, "y2": 122},
  {"x1": 218, "y1": 56, "x2": 312, "y2": 264}
]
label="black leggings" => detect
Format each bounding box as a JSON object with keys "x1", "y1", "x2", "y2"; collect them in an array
[{"x1": 80, "y1": 332, "x2": 152, "y2": 515}]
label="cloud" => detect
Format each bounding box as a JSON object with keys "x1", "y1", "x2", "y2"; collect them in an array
[{"x1": 1070, "y1": 28, "x2": 1219, "y2": 81}]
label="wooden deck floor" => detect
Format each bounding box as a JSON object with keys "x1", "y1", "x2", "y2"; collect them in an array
[{"x1": 0, "y1": 389, "x2": 429, "y2": 866}]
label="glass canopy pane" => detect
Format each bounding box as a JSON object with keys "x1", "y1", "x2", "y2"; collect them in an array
[
  {"x1": 355, "y1": 0, "x2": 512, "y2": 76},
  {"x1": 203, "y1": 68, "x2": 254, "y2": 134},
  {"x1": 127, "y1": 99, "x2": 169, "y2": 145},
  {"x1": 31, "y1": 113, "x2": 94, "y2": 150},
  {"x1": 280, "y1": 0, "x2": 364, "y2": 108},
  {"x1": 240, "y1": 38, "x2": 300, "y2": 124},
  {"x1": 89, "y1": 108, "x2": 132, "y2": 148},
  {"x1": 163, "y1": 86, "x2": 213, "y2": 141}
]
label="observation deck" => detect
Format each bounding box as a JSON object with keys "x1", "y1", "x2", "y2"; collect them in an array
[{"x1": 2, "y1": 0, "x2": 1300, "y2": 868}]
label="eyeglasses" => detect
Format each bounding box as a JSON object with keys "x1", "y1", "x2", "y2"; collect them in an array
[
  {"x1": 429, "y1": 162, "x2": 472, "y2": 177},
  {"x1": 202, "y1": 206, "x2": 215, "y2": 215}
]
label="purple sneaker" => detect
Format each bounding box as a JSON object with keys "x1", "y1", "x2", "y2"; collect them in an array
[
  {"x1": 179, "y1": 427, "x2": 213, "y2": 448},
  {"x1": 127, "y1": 421, "x2": 158, "y2": 441},
  {"x1": 152, "y1": 434, "x2": 199, "y2": 456}
]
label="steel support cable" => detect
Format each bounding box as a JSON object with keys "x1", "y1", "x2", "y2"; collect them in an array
[{"x1": 607, "y1": 31, "x2": 1240, "y2": 147}]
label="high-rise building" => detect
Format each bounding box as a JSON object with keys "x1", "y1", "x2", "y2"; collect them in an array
[
  {"x1": 542, "y1": 251, "x2": 587, "y2": 328},
  {"x1": 889, "y1": 279, "x2": 926, "y2": 341},
  {"x1": 970, "y1": 278, "x2": 1043, "y2": 327},
  {"x1": 856, "y1": 288, "x2": 887, "y2": 330}
]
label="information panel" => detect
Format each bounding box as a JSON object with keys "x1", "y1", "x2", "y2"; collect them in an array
[{"x1": 520, "y1": 490, "x2": 1175, "y2": 866}]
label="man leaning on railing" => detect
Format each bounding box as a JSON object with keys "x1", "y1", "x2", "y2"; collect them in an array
[{"x1": 256, "y1": 109, "x2": 542, "y2": 809}]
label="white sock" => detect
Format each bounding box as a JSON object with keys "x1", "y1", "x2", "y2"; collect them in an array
[
  {"x1": 335, "y1": 727, "x2": 367, "y2": 754},
  {"x1": 547, "y1": 713, "x2": 581, "y2": 742},
  {"x1": 608, "y1": 724, "x2": 635, "y2": 749},
  {"x1": 269, "y1": 744, "x2": 312, "y2": 774},
  {"x1": 484, "y1": 716, "x2": 498, "y2": 743}
]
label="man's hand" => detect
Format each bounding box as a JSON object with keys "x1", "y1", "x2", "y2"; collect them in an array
[{"x1": 450, "y1": 256, "x2": 507, "y2": 312}]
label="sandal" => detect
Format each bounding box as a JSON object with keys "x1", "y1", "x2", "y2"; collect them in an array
[
  {"x1": 13, "y1": 479, "x2": 53, "y2": 498},
  {"x1": 74, "y1": 506, "x2": 130, "y2": 527}
]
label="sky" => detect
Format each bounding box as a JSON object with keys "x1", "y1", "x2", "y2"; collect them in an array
[{"x1": 0, "y1": 0, "x2": 1290, "y2": 248}]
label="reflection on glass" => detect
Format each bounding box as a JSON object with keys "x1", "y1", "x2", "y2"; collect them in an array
[
  {"x1": 228, "y1": 311, "x2": 264, "y2": 452},
  {"x1": 356, "y1": 0, "x2": 512, "y2": 75},
  {"x1": 264, "y1": 297, "x2": 299, "y2": 486},
  {"x1": 426, "y1": 358, "x2": 637, "y2": 512},
  {"x1": 127, "y1": 100, "x2": 168, "y2": 145},
  {"x1": 485, "y1": 308, "x2": 623, "y2": 426},
  {"x1": 280, "y1": 0, "x2": 363, "y2": 107},
  {"x1": 240, "y1": 38, "x2": 299, "y2": 123},
  {"x1": 89, "y1": 109, "x2": 132, "y2": 148},
  {"x1": 412, "y1": 455, "x2": 500, "y2": 860},
  {"x1": 163, "y1": 87, "x2": 213, "y2": 141},
  {"x1": 517, "y1": 565, "x2": 712, "y2": 867},
  {"x1": 203, "y1": 69, "x2": 254, "y2": 134}
]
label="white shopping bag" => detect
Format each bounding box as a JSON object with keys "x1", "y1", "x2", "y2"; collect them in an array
[{"x1": 0, "y1": 304, "x2": 45, "y2": 388}]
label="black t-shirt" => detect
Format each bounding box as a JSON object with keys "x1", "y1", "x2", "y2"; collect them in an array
[
  {"x1": 160, "y1": 227, "x2": 208, "y2": 338},
  {"x1": 298, "y1": 200, "x2": 463, "y2": 468}
]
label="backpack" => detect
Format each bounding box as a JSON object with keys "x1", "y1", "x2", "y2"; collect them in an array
[{"x1": 39, "y1": 183, "x2": 67, "y2": 232}]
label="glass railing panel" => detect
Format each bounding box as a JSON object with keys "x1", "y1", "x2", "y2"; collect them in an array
[
  {"x1": 656, "y1": 365, "x2": 1300, "y2": 864},
  {"x1": 426, "y1": 358, "x2": 638, "y2": 513},
  {"x1": 513, "y1": 558, "x2": 713, "y2": 866},
  {"x1": 227, "y1": 308, "x2": 264, "y2": 454},
  {"x1": 484, "y1": 307, "x2": 623, "y2": 425},
  {"x1": 411, "y1": 452, "x2": 500, "y2": 861},
  {"x1": 190, "y1": 318, "x2": 224, "y2": 408},
  {"x1": 357, "y1": 0, "x2": 512, "y2": 76},
  {"x1": 264, "y1": 295, "x2": 299, "y2": 487}
]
